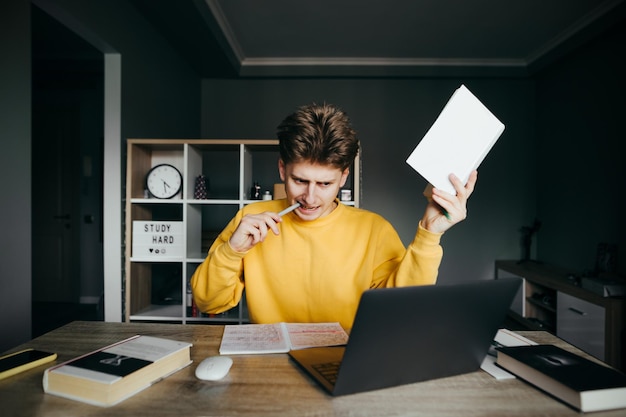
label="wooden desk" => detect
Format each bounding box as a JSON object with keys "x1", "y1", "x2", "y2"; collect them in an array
[{"x1": 1, "y1": 321, "x2": 623, "y2": 417}]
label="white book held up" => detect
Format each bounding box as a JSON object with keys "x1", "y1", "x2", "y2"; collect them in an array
[{"x1": 406, "y1": 84, "x2": 505, "y2": 195}]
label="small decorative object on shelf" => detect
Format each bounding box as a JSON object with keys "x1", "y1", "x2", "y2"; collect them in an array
[
  {"x1": 273, "y1": 183, "x2": 286, "y2": 199},
  {"x1": 251, "y1": 181, "x2": 261, "y2": 199},
  {"x1": 595, "y1": 242, "x2": 617, "y2": 274},
  {"x1": 262, "y1": 191, "x2": 272, "y2": 200},
  {"x1": 194, "y1": 174, "x2": 209, "y2": 199},
  {"x1": 519, "y1": 219, "x2": 541, "y2": 263}
]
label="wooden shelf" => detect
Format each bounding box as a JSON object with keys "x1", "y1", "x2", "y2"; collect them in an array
[{"x1": 526, "y1": 296, "x2": 556, "y2": 313}]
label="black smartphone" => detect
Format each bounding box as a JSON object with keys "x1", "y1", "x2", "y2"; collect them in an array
[{"x1": 0, "y1": 348, "x2": 57, "y2": 380}]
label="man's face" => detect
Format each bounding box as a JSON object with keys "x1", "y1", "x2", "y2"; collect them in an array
[{"x1": 279, "y1": 159, "x2": 349, "y2": 221}]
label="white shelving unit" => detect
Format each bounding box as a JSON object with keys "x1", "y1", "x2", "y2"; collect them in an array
[{"x1": 124, "y1": 139, "x2": 360, "y2": 324}]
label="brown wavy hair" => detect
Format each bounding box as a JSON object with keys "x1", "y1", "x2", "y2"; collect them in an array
[{"x1": 277, "y1": 103, "x2": 359, "y2": 170}]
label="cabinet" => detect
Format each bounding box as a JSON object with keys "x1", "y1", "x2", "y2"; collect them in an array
[
  {"x1": 495, "y1": 260, "x2": 625, "y2": 371},
  {"x1": 557, "y1": 291, "x2": 605, "y2": 360},
  {"x1": 124, "y1": 139, "x2": 360, "y2": 324}
]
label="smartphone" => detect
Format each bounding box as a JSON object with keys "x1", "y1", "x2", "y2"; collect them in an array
[{"x1": 0, "y1": 348, "x2": 57, "y2": 381}]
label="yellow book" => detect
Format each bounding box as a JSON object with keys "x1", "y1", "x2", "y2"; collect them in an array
[
  {"x1": 0, "y1": 349, "x2": 57, "y2": 381},
  {"x1": 43, "y1": 335, "x2": 192, "y2": 407}
]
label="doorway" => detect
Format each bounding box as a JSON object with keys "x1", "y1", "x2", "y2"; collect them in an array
[{"x1": 31, "y1": 5, "x2": 104, "y2": 336}]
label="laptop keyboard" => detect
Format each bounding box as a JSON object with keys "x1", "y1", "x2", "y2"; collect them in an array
[{"x1": 312, "y1": 361, "x2": 341, "y2": 386}]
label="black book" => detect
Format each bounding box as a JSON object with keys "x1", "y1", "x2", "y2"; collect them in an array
[{"x1": 496, "y1": 344, "x2": 626, "y2": 412}]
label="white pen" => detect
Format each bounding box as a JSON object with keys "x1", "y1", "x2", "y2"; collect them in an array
[{"x1": 278, "y1": 202, "x2": 301, "y2": 217}]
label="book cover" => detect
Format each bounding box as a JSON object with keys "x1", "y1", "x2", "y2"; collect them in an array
[
  {"x1": 43, "y1": 335, "x2": 192, "y2": 407},
  {"x1": 219, "y1": 322, "x2": 348, "y2": 355},
  {"x1": 406, "y1": 84, "x2": 505, "y2": 195},
  {"x1": 496, "y1": 344, "x2": 626, "y2": 412},
  {"x1": 481, "y1": 328, "x2": 537, "y2": 380}
]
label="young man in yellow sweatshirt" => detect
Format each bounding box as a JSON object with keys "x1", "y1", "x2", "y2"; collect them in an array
[{"x1": 191, "y1": 103, "x2": 477, "y2": 329}]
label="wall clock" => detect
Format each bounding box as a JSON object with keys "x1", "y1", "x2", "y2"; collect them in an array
[{"x1": 146, "y1": 164, "x2": 182, "y2": 199}]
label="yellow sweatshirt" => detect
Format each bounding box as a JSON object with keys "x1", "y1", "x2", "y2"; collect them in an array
[{"x1": 191, "y1": 199, "x2": 443, "y2": 329}]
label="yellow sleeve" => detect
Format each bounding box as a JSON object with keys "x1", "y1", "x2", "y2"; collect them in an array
[
  {"x1": 371, "y1": 221, "x2": 443, "y2": 288},
  {"x1": 190, "y1": 215, "x2": 246, "y2": 314}
]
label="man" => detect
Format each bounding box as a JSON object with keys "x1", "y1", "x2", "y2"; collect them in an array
[{"x1": 191, "y1": 103, "x2": 477, "y2": 329}]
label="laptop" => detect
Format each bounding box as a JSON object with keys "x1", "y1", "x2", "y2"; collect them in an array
[{"x1": 289, "y1": 278, "x2": 521, "y2": 396}]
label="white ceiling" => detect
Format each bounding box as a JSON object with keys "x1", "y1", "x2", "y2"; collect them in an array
[{"x1": 132, "y1": 0, "x2": 625, "y2": 77}]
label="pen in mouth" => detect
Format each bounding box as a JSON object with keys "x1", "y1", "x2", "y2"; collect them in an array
[{"x1": 278, "y1": 202, "x2": 301, "y2": 217}]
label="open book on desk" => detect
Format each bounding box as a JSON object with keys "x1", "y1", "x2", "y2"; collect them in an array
[
  {"x1": 406, "y1": 84, "x2": 505, "y2": 195},
  {"x1": 219, "y1": 322, "x2": 349, "y2": 355}
]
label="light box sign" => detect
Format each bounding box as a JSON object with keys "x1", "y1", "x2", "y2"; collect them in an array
[{"x1": 132, "y1": 221, "x2": 183, "y2": 258}]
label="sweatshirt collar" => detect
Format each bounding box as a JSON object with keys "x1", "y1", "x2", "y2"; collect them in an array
[{"x1": 291, "y1": 198, "x2": 345, "y2": 227}]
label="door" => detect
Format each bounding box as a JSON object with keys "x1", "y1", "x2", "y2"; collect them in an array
[{"x1": 32, "y1": 102, "x2": 81, "y2": 303}]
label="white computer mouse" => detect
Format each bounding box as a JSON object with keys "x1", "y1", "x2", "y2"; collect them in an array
[{"x1": 195, "y1": 355, "x2": 233, "y2": 381}]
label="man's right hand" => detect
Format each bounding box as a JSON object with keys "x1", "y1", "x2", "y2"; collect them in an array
[{"x1": 228, "y1": 212, "x2": 283, "y2": 253}]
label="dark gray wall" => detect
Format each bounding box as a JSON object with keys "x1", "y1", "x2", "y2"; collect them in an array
[
  {"x1": 1, "y1": 0, "x2": 201, "y2": 352},
  {"x1": 201, "y1": 78, "x2": 537, "y2": 283},
  {"x1": 536, "y1": 22, "x2": 626, "y2": 276},
  {"x1": 1, "y1": 0, "x2": 32, "y2": 352},
  {"x1": 201, "y1": 19, "x2": 625, "y2": 281},
  {"x1": 37, "y1": 0, "x2": 201, "y2": 139}
]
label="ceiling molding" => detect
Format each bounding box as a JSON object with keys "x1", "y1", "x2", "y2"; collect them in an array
[
  {"x1": 203, "y1": 0, "x2": 625, "y2": 78},
  {"x1": 33, "y1": 0, "x2": 116, "y2": 54},
  {"x1": 205, "y1": 0, "x2": 529, "y2": 79},
  {"x1": 241, "y1": 57, "x2": 527, "y2": 68},
  {"x1": 238, "y1": 57, "x2": 529, "y2": 78},
  {"x1": 203, "y1": 0, "x2": 244, "y2": 66},
  {"x1": 525, "y1": 0, "x2": 626, "y2": 70}
]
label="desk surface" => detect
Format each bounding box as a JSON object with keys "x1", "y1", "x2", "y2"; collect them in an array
[{"x1": 2, "y1": 321, "x2": 624, "y2": 417}]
